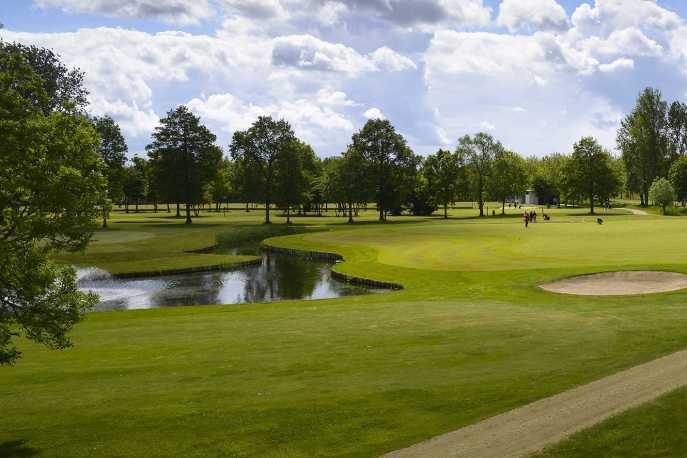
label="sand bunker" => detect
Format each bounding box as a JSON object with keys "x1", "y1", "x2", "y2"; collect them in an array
[{"x1": 540, "y1": 271, "x2": 687, "y2": 296}]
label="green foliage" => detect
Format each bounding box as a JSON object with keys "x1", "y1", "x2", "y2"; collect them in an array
[
  {"x1": 147, "y1": 106, "x2": 222, "y2": 224},
  {"x1": 0, "y1": 45, "x2": 105, "y2": 364},
  {"x1": 617, "y1": 87, "x2": 670, "y2": 206},
  {"x1": 459, "y1": 132, "x2": 502, "y2": 216},
  {"x1": 649, "y1": 177, "x2": 675, "y2": 214},
  {"x1": 564, "y1": 137, "x2": 619, "y2": 214},
  {"x1": 424, "y1": 149, "x2": 465, "y2": 218},
  {"x1": 93, "y1": 115, "x2": 127, "y2": 207},
  {"x1": 669, "y1": 156, "x2": 687, "y2": 204},
  {"x1": 230, "y1": 116, "x2": 297, "y2": 223},
  {"x1": 351, "y1": 119, "x2": 419, "y2": 221},
  {"x1": 274, "y1": 140, "x2": 309, "y2": 223},
  {"x1": 488, "y1": 150, "x2": 528, "y2": 213},
  {"x1": 216, "y1": 225, "x2": 316, "y2": 249}
]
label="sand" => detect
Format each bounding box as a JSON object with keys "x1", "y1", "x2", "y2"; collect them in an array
[{"x1": 539, "y1": 271, "x2": 687, "y2": 296}]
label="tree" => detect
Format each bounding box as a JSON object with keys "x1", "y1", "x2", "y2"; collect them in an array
[
  {"x1": 351, "y1": 119, "x2": 417, "y2": 221},
  {"x1": 274, "y1": 140, "x2": 309, "y2": 224},
  {"x1": 564, "y1": 137, "x2": 619, "y2": 214},
  {"x1": 668, "y1": 156, "x2": 687, "y2": 206},
  {"x1": 424, "y1": 149, "x2": 464, "y2": 218},
  {"x1": 0, "y1": 41, "x2": 88, "y2": 114},
  {"x1": 617, "y1": 88, "x2": 669, "y2": 206},
  {"x1": 489, "y1": 150, "x2": 528, "y2": 214},
  {"x1": 207, "y1": 159, "x2": 233, "y2": 211},
  {"x1": 147, "y1": 106, "x2": 222, "y2": 224},
  {"x1": 458, "y1": 133, "x2": 501, "y2": 216},
  {"x1": 668, "y1": 101, "x2": 687, "y2": 162},
  {"x1": 93, "y1": 116, "x2": 127, "y2": 227},
  {"x1": 331, "y1": 148, "x2": 368, "y2": 223},
  {"x1": 649, "y1": 177, "x2": 675, "y2": 214},
  {"x1": 230, "y1": 116, "x2": 296, "y2": 224},
  {"x1": 1, "y1": 45, "x2": 106, "y2": 364},
  {"x1": 123, "y1": 159, "x2": 147, "y2": 213}
]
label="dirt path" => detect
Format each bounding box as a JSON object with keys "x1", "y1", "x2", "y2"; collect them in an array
[
  {"x1": 383, "y1": 348, "x2": 687, "y2": 458},
  {"x1": 626, "y1": 208, "x2": 649, "y2": 216}
]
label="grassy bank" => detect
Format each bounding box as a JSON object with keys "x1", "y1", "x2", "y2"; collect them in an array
[{"x1": 4, "y1": 206, "x2": 687, "y2": 456}]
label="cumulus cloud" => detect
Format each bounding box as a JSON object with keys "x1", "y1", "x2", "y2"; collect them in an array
[
  {"x1": 570, "y1": 0, "x2": 681, "y2": 36},
  {"x1": 33, "y1": 0, "x2": 214, "y2": 25},
  {"x1": 364, "y1": 107, "x2": 385, "y2": 119},
  {"x1": 598, "y1": 57, "x2": 635, "y2": 73},
  {"x1": 272, "y1": 35, "x2": 414, "y2": 75},
  {"x1": 497, "y1": 0, "x2": 568, "y2": 32}
]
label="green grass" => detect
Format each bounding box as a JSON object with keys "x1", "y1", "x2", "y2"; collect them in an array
[
  {"x1": 536, "y1": 387, "x2": 687, "y2": 457},
  {"x1": 4, "y1": 205, "x2": 687, "y2": 456}
]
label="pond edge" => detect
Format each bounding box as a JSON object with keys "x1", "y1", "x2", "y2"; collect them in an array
[{"x1": 261, "y1": 243, "x2": 403, "y2": 291}]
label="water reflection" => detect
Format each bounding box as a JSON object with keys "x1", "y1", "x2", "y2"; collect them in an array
[{"x1": 77, "y1": 251, "x2": 378, "y2": 311}]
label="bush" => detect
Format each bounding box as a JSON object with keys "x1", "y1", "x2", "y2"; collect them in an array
[{"x1": 649, "y1": 177, "x2": 676, "y2": 215}]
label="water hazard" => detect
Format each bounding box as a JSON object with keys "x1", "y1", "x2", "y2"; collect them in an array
[{"x1": 77, "y1": 250, "x2": 381, "y2": 311}]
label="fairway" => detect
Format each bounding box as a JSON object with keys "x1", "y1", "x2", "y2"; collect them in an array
[{"x1": 5, "y1": 208, "x2": 687, "y2": 457}]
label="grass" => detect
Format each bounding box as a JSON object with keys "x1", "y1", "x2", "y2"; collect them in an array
[
  {"x1": 4, "y1": 204, "x2": 687, "y2": 456},
  {"x1": 536, "y1": 387, "x2": 687, "y2": 457}
]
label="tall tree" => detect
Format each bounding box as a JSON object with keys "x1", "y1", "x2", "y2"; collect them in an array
[
  {"x1": 274, "y1": 140, "x2": 309, "y2": 224},
  {"x1": 230, "y1": 116, "x2": 296, "y2": 224},
  {"x1": 147, "y1": 106, "x2": 222, "y2": 224},
  {"x1": 0, "y1": 41, "x2": 88, "y2": 114},
  {"x1": 207, "y1": 159, "x2": 233, "y2": 211},
  {"x1": 332, "y1": 147, "x2": 369, "y2": 223},
  {"x1": 669, "y1": 156, "x2": 687, "y2": 206},
  {"x1": 458, "y1": 132, "x2": 501, "y2": 217},
  {"x1": 564, "y1": 137, "x2": 619, "y2": 214},
  {"x1": 617, "y1": 88, "x2": 669, "y2": 206},
  {"x1": 1, "y1": 45, "x2": 106, "y2": 364},
  {"x1": 351, "y1": 119, "x2": 417, "y2": 221},
  {"x1": 489, "y1": 150, "x2": 528, "y2": 214},
  {"x1": 424, "y1": 149, "x2": 464, "y2": 219},
  {"x1": 668, "y1": 101, "x2": 687, "y2": 162},
  {"x1": 93, "y1": 116, "x2": 127, "y2": 227}
]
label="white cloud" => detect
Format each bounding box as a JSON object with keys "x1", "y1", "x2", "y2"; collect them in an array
[
  {"x1": 364, "y1": 107, "x2": 385, "y2": 119},
  {"x1": 571, "y1": 0, "x2": 681, "y2": 36},
  {"x1": 33, "y1": 0, "x2": 214, "y2": 25},
  {"x1": 480, "y1": 120, "x2": 496, "y2": 131},
  {"x1": 369, "y1": 46, "x2": 417, "y2": 71},
  {"x1": 497, "y1": 0, "x2": 568, "y2": 32},
  {"x1": 598, "y1": 57, "x2": 635, "y2": 72},
  {"x1": 220, "y1": 0, "x2": 289, "y2": 19}
]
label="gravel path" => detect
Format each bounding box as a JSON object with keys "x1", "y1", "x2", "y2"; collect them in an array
[
  {"x1": 626, "y1": 208, "x2": 649, "y2": 216},
  {"x1": 383, "y1": 349, "x2": 687, "y2": 458}
]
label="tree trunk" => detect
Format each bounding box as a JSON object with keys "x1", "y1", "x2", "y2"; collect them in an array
[
  {"x1": 102, "y1": 208, "x2": 108, "y2": 228},
  {"x1": 444, "y1": 203, "x2": 448, "y2": 219},
  {"x1": 264, "y1": 199, "x2": 271, "y2": 224},
  {"x1": 166, "y1": 202, "x2": 170, "y2": 213},
  {"x1": 135, "y1": 199, "x2": 139, "y2": 213},
  {"x1": 379, "y1": 204, "x2": 384, "y2": 221},
  {"x1": 185, "y1": 203, "x2": 192, "y2": 224},
  {"x1": 176, "y1": 202, "x2": 180, "y2": 217},
  {"x1": 502, "y1": 200, "x2": 506, "y2": 215},
  {"x1": 348, "y1": 200, "x2": 354, "y2": 223},
  {"x1": 125, "y1": 199, "x2": 129, "y2": 213},
  {"x1": 478, "y1": 195, "x2": 484, "y2": 217},
  {"x1": 590, "y1": 194, "x2": 595, "y2": 214},
  {"x1": 153, "y1": 200, "x2": 157, "y2": 213},
  {"x1": 286, "y1": 205, "x2": 291, "y2": 224}
]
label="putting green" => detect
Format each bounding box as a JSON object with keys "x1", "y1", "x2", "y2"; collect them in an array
[{"x1": 294, "y1": 216, "x2": 685, "y2": 272}]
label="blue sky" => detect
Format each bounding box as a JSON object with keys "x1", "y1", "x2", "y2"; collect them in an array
[{"x1": 3, "y1": 0, "x2": 687, "y2": 158}]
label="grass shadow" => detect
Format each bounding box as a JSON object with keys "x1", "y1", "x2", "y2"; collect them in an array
[{"x1": 0, "y1": 440, "x2": 39, "y2": 457}]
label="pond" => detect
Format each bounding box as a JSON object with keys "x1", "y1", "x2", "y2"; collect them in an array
[{"x1": 77, "y1": 250, "x2": 382, "y2": 311}]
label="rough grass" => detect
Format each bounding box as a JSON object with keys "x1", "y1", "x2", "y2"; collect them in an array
[
  {"x1": 4, "y1": 205, "x2": 687, "y2": 457},
  {"x1": 535, "y1": 386, "x2": 687, "y2": 457}
]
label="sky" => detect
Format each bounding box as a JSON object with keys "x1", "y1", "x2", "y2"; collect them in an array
[{"x1": 3, "y1": 0, "x2": 687, "y2": 158}]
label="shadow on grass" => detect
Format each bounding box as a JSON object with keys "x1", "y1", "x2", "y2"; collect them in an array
[{"x1": 0, "y1": 440, "x2": 39, "y2": 457}]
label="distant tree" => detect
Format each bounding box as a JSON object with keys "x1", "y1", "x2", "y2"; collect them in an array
[
  {"x1": 488, "y1": 150, "x2": 528, "y2": 214},
  {"x1": 332, "y1": 148, "x2": 368, "y2": 223},
  {"x1": 207, "y1": 159, "x2": 233, "y2": 211},
  {"x1": 538, "y1": 153, "x2": 569, "y2": 204},
  {"x1": 123, "y1": 163, "x2": 146, "y2": 213},
  {"x1": 668, "y1": 101, "x2": 687, "y2": 162},
  {"x1": 230, "y1": 116, "x2": 296, "y2": 224},
  {"x1": 668, "y1": 156, "x2": 687, "y2": 206},
  {"x1": 274, "y1": 140, "x2": 309, "y2": 224},
  {"x1": 564, "y1": 137, "x2": 619, "y2": 214},
  {"x1": 147, "y1": 106, "x2": 222, "y2": 224},
  {"x1": 351, "y1": 119, "x2": 417, "y2": 221},
  {"x1": 93, "y1": 115, "x2": 127, "y2": 227},
  {"x1": 649, "y1": 177, "x2": 676, "y2": 214},
  {"x1": 1, "y1": 45, "x2": 106, "y2": 364},
  {"x1": 458, "y1": 133, "x2": 501, "y2": 216},
  {"x1": 617, "y1": 88, "x2": 669, "y2": 206},
  {"x1": 424, "y1": 149, "x2": 464, "y2": 218},
  {"x1": 405, "y1": 175, "x2": 438, "y2": 216}
]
